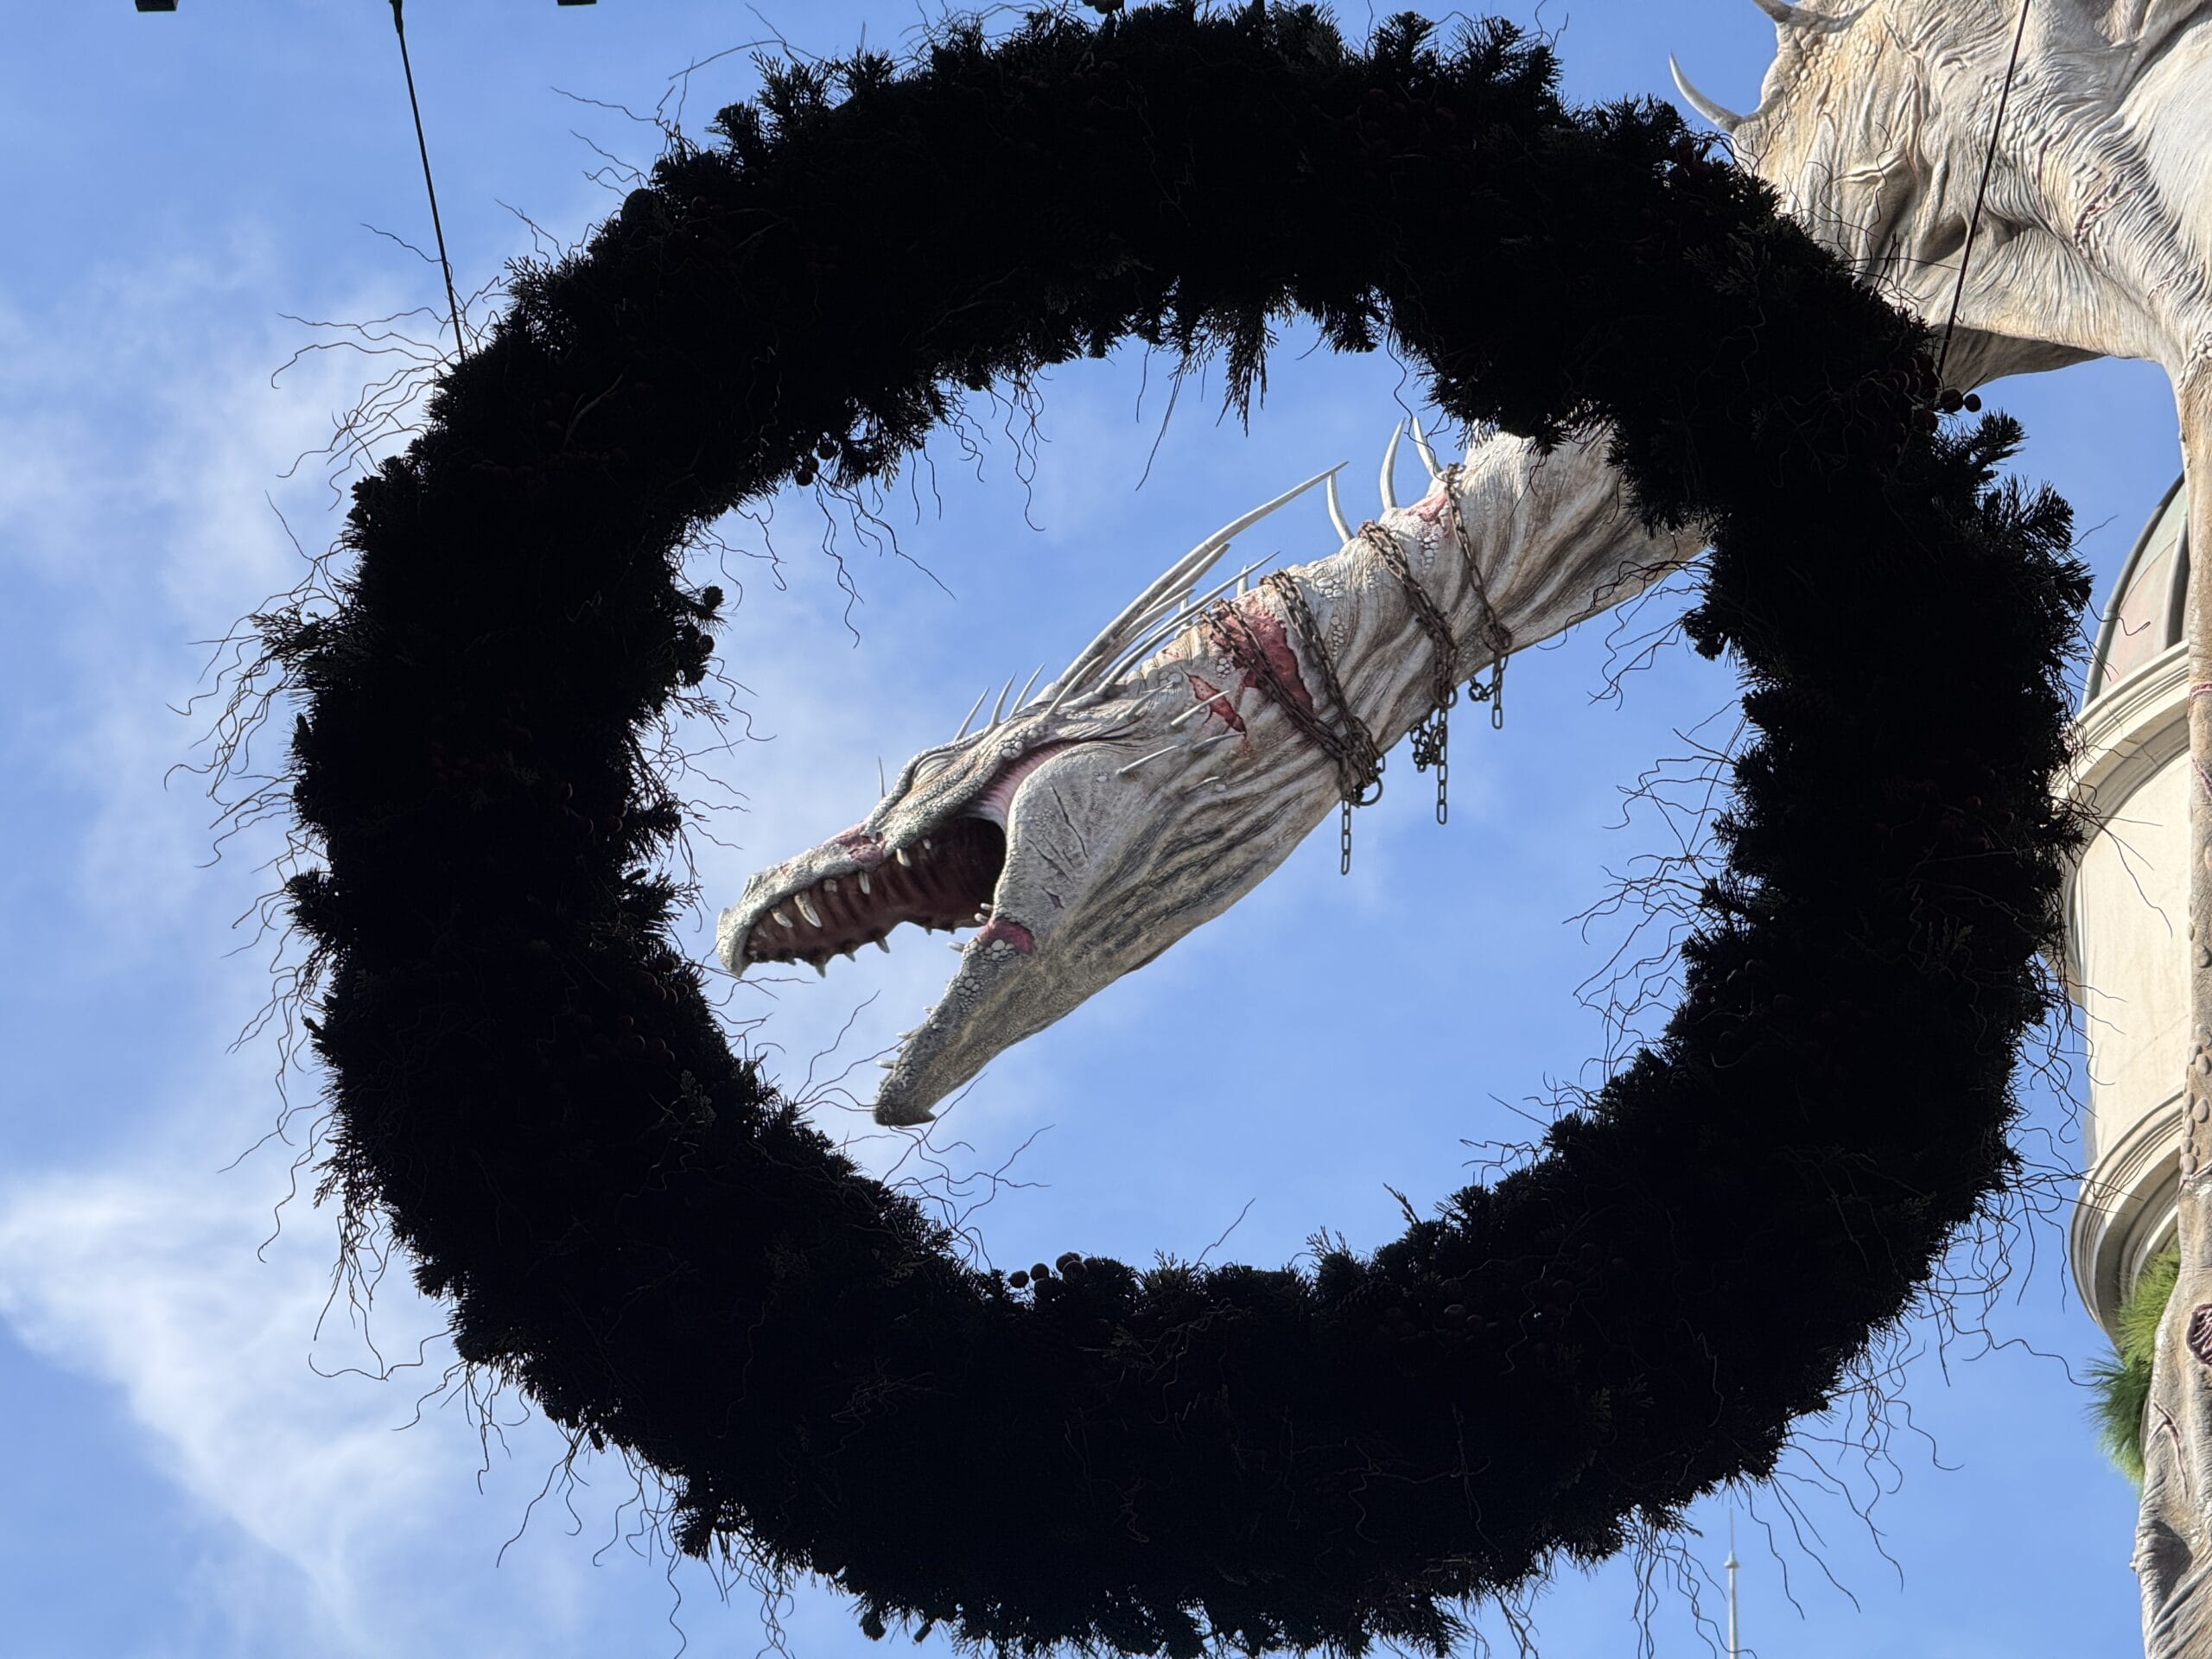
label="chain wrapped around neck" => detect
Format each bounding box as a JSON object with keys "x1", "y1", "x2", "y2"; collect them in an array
[{"x1": 1208, "y1": 473, "x2": 1514, "y2": 870}]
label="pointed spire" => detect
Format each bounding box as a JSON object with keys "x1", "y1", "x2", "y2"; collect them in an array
[{"x1": 1726, "y1": 1510, "x2": 1741, "y2": 1659}]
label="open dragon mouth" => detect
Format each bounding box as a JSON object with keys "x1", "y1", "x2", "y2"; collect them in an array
[
  {"x1": 730, "y1": 741, "x2": 1075, "y2": 976},
  {"x1": 718, "y1": 461, "x2": 1352, "y2": 1122},
  {"x1": 738, "y1": 817, "x2": 1008, "y2": 969}
]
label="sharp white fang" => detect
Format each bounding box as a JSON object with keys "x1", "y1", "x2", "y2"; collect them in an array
[
  {"x1": 923, "y1": 837, "x2": 933, "y2": 850},
  {"x1": 875, "y1": 937, "x2": 892, "y2": 953},
  {"x1": 859, "y1": 871, "x2": 872, "y2": 893},
  {"x1": 1326, "y1": 467, "x2": 1354, "y2": 543},
  {"x1": 953, "y1": 685, "x2": 990, "y2": 741},
  {"x1": 773, "y1": 910, "x2": 794, "y2": 928},
  {"x1": 1117, "y1": 741, "x2": 1183, "y2": 776},
  {"x1": 897, "y1": 849, "x2": 912, "y2": 866},
  {"x1": 1409, "y1": 416, "x2": 1442, "y2": 481},
  {"x1": 1379, "y1": 420, "x2": 1403, "y2": 512},
  {"x1": 796, "y1": 894, "x2": 823, "y2": 926}
]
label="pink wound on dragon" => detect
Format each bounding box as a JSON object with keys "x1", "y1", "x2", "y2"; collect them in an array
[
  {"x1": 833, "y1": 830, "x2": 887, "y2": 867},
  {"x1": 1185, "y1": 672, "x2": 1247, "y2": 735},
  {"x1": 1208, "y1": 592, "x2": 1316, "y2": 715},
  {"x1": 974, "y1": 915, "x2": 1035, "y2": 955}
]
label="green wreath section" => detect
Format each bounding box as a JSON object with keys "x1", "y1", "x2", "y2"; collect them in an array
[{"x1": 273, "y1": 7, "x2": 2086, "y2": 1655}]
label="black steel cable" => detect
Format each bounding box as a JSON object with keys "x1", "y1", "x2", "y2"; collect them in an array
[
  {"x1": 1936, "y1": 0, "x2": 2033, "y2": 385},
  {"x1": 388, "y1": 0, "x2": 467, "y2": 362}
]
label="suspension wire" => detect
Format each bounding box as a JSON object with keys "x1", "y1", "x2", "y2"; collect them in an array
[
  {"x1": 1935, "y1": 0, "x2": 2033, "y2": 385},
  {"x1": 387, "y1": 0, "x2": 467, "y2": 363}
]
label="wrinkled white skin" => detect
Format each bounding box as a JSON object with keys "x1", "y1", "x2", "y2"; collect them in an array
[
  {"x1": 718, "y1": 435, "x2": 1692, "y2": 1126},
  {"x1": 726, "y1": 5, "x2": 2212, "y2": 1633}
]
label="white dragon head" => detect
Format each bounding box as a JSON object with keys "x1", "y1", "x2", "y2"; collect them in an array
[
  {"x1": 717, "y1": 467, "x2": 1357, "y2": 1125},
  {"x1": 1672, "y1": 0, "x2": 2212, "y2": 382}
]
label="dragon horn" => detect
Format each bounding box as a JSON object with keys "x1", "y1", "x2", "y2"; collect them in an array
[
  {"x1": 1409, "y1": 417, "x2": 1442, "y2": 482},
  {"x1": 1046, "y1": 465, "x2": 1344, "y2": 711},
  {"x1": 988, "y1": 673, "x2": 1018, "y2": 730},
  {"x1": 953, "y1": 684, "x2": 990, "y2": 741},
  {"x1": 1669, "y1": 56, "x2": 1744, "y2": 132},
  {"x1": 1325, "y1": 469, "x2": 1354, "y2": 543},
  {"x1": 1379, "y1": 421, "x2": 1403, "y2": 512}
]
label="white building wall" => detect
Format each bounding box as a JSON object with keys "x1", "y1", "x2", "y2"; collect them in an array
[{"x1": 2069, "y1": 645, "x2": 2190, "y2": 1334}]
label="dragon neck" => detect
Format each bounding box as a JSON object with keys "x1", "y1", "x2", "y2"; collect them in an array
[{"x1": 1264, "y1": 433, "x2": 1690, "y2": 779}]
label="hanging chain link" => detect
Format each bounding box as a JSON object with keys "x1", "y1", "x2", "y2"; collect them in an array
[
  {"x1": 1363, "y1": 522, "x2": 1460, "y2": 824},
  {"x1": 1205, "y1": 469, "x2": 1514, "y2": 872},
  {"x1": 1209, "y1": 575, "x2": 1382, "y2": 874},
  {"x1": 1440, "y1": 462, "x2": 1512, "y2": 735}
]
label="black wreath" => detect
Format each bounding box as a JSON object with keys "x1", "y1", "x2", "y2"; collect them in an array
[{"x1": 267, "y1": 8, "x2": 2086, "y2": 1656}]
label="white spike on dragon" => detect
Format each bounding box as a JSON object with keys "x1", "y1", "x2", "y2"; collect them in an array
[{"x1": 725, "y1": 8, "x2": 2212, "y2": 1642}]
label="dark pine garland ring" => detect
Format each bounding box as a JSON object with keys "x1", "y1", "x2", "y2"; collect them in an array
[{"x1": 271, "y1": 8, "x2": 2087, "y2": 1656}]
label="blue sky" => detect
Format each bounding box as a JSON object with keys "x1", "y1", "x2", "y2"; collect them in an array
[{"x1": 0, "y1": 3, "x2": 2186, "y2": 1655}]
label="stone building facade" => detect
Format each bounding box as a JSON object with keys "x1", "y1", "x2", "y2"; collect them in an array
[{"x1": 2067, "y1": 478, "x2": 2191, "y2": 1335}]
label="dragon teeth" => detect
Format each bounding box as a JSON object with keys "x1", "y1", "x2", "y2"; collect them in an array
[
  {"x1": 858, "y1": 872, "x2": 872, "y2": 894},
  {"x1": 874, "y1": 938, "x2": 891, "y2": 954},
  {"x1": 896, "y1": 849, "x2": 912, "y2": 867},
  {"x1": 772, "y1": 910, "x2": 794, "y2": 929},
  {"x1": 796, "y1": 894, "x2": 823, "y2": 926}
]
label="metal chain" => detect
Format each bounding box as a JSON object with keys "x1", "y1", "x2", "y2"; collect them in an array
[
  {"x1": 1362, "y1": 522, "x2": 1459, "y2": 823},
  {"x1": 1262, "y1": 570, "x2": 1385, "y2": 807},
  {"x1": 1440, "y1": 462, "x2": 1511, "y2": 733},
  {"x1": 1207, "y1": 575, "x2": 1382, "y2": 874},
  {"x1": 1204, "y1": 485, "x2": 1515, "y2": 871}
]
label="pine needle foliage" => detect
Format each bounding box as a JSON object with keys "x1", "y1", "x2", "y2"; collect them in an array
[
  {"x1": 2091, "y1": 1250, "x2": 2181, "y2": 1483},
  {"x1": 252, "y1": 6, "x2": 2088, "y2": 1654}
]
